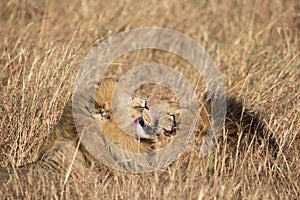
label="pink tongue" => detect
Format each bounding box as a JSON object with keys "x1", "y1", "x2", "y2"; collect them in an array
[{"x1": 132, "y1": 116, "x2": 141, "y2": 129}]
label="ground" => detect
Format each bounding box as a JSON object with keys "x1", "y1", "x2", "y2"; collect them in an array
[{"x1": 0, "y1": 0, "x2": 299, "y2": 199}]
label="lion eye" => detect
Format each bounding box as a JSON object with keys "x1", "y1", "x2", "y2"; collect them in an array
[
  {"x1": 170, "y1": 114, "x2": 177, "y2": 127},
  {"x1": 131, "y1": 96, "x2": 149, "y2": 110},
  {"x1": 144, "y1": 100, "x2": 149, "y2": 110},
  {"x1": 134, "y1": 100, "x2": 149, "y2": 110}
]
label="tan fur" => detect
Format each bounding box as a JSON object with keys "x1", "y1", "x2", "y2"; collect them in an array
[
  {"x1": 37, "y1": 78, "x2": 175, "y2": 170},
  {"x1": 1, "y1": 78, "x2": 278, "y2": 187}
]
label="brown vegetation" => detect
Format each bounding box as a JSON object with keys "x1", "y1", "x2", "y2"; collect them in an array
[{"x1": 0, "y1": 0, "x2": 299, "y2": 199}]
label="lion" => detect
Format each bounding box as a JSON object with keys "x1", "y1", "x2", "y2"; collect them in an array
[
  {"x1": 39, "y1": 78, "x2": 179, "y2": 158},
  {"x1": 0, "y1": 77, "x2": 278, "y2": 192}
]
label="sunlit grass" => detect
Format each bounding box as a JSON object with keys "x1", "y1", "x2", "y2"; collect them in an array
[{"x1": 0, "y1": 0, "x2": 299, "y2": 198}]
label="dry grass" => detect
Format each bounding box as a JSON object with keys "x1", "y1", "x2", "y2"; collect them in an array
[{"x1": 0, "y1": 0, "x2": 299, "y2": 199}]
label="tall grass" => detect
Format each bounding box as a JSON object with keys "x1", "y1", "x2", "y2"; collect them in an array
[{"x1": 0, "y1": 0, "x2": 299, "y2": 199}]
